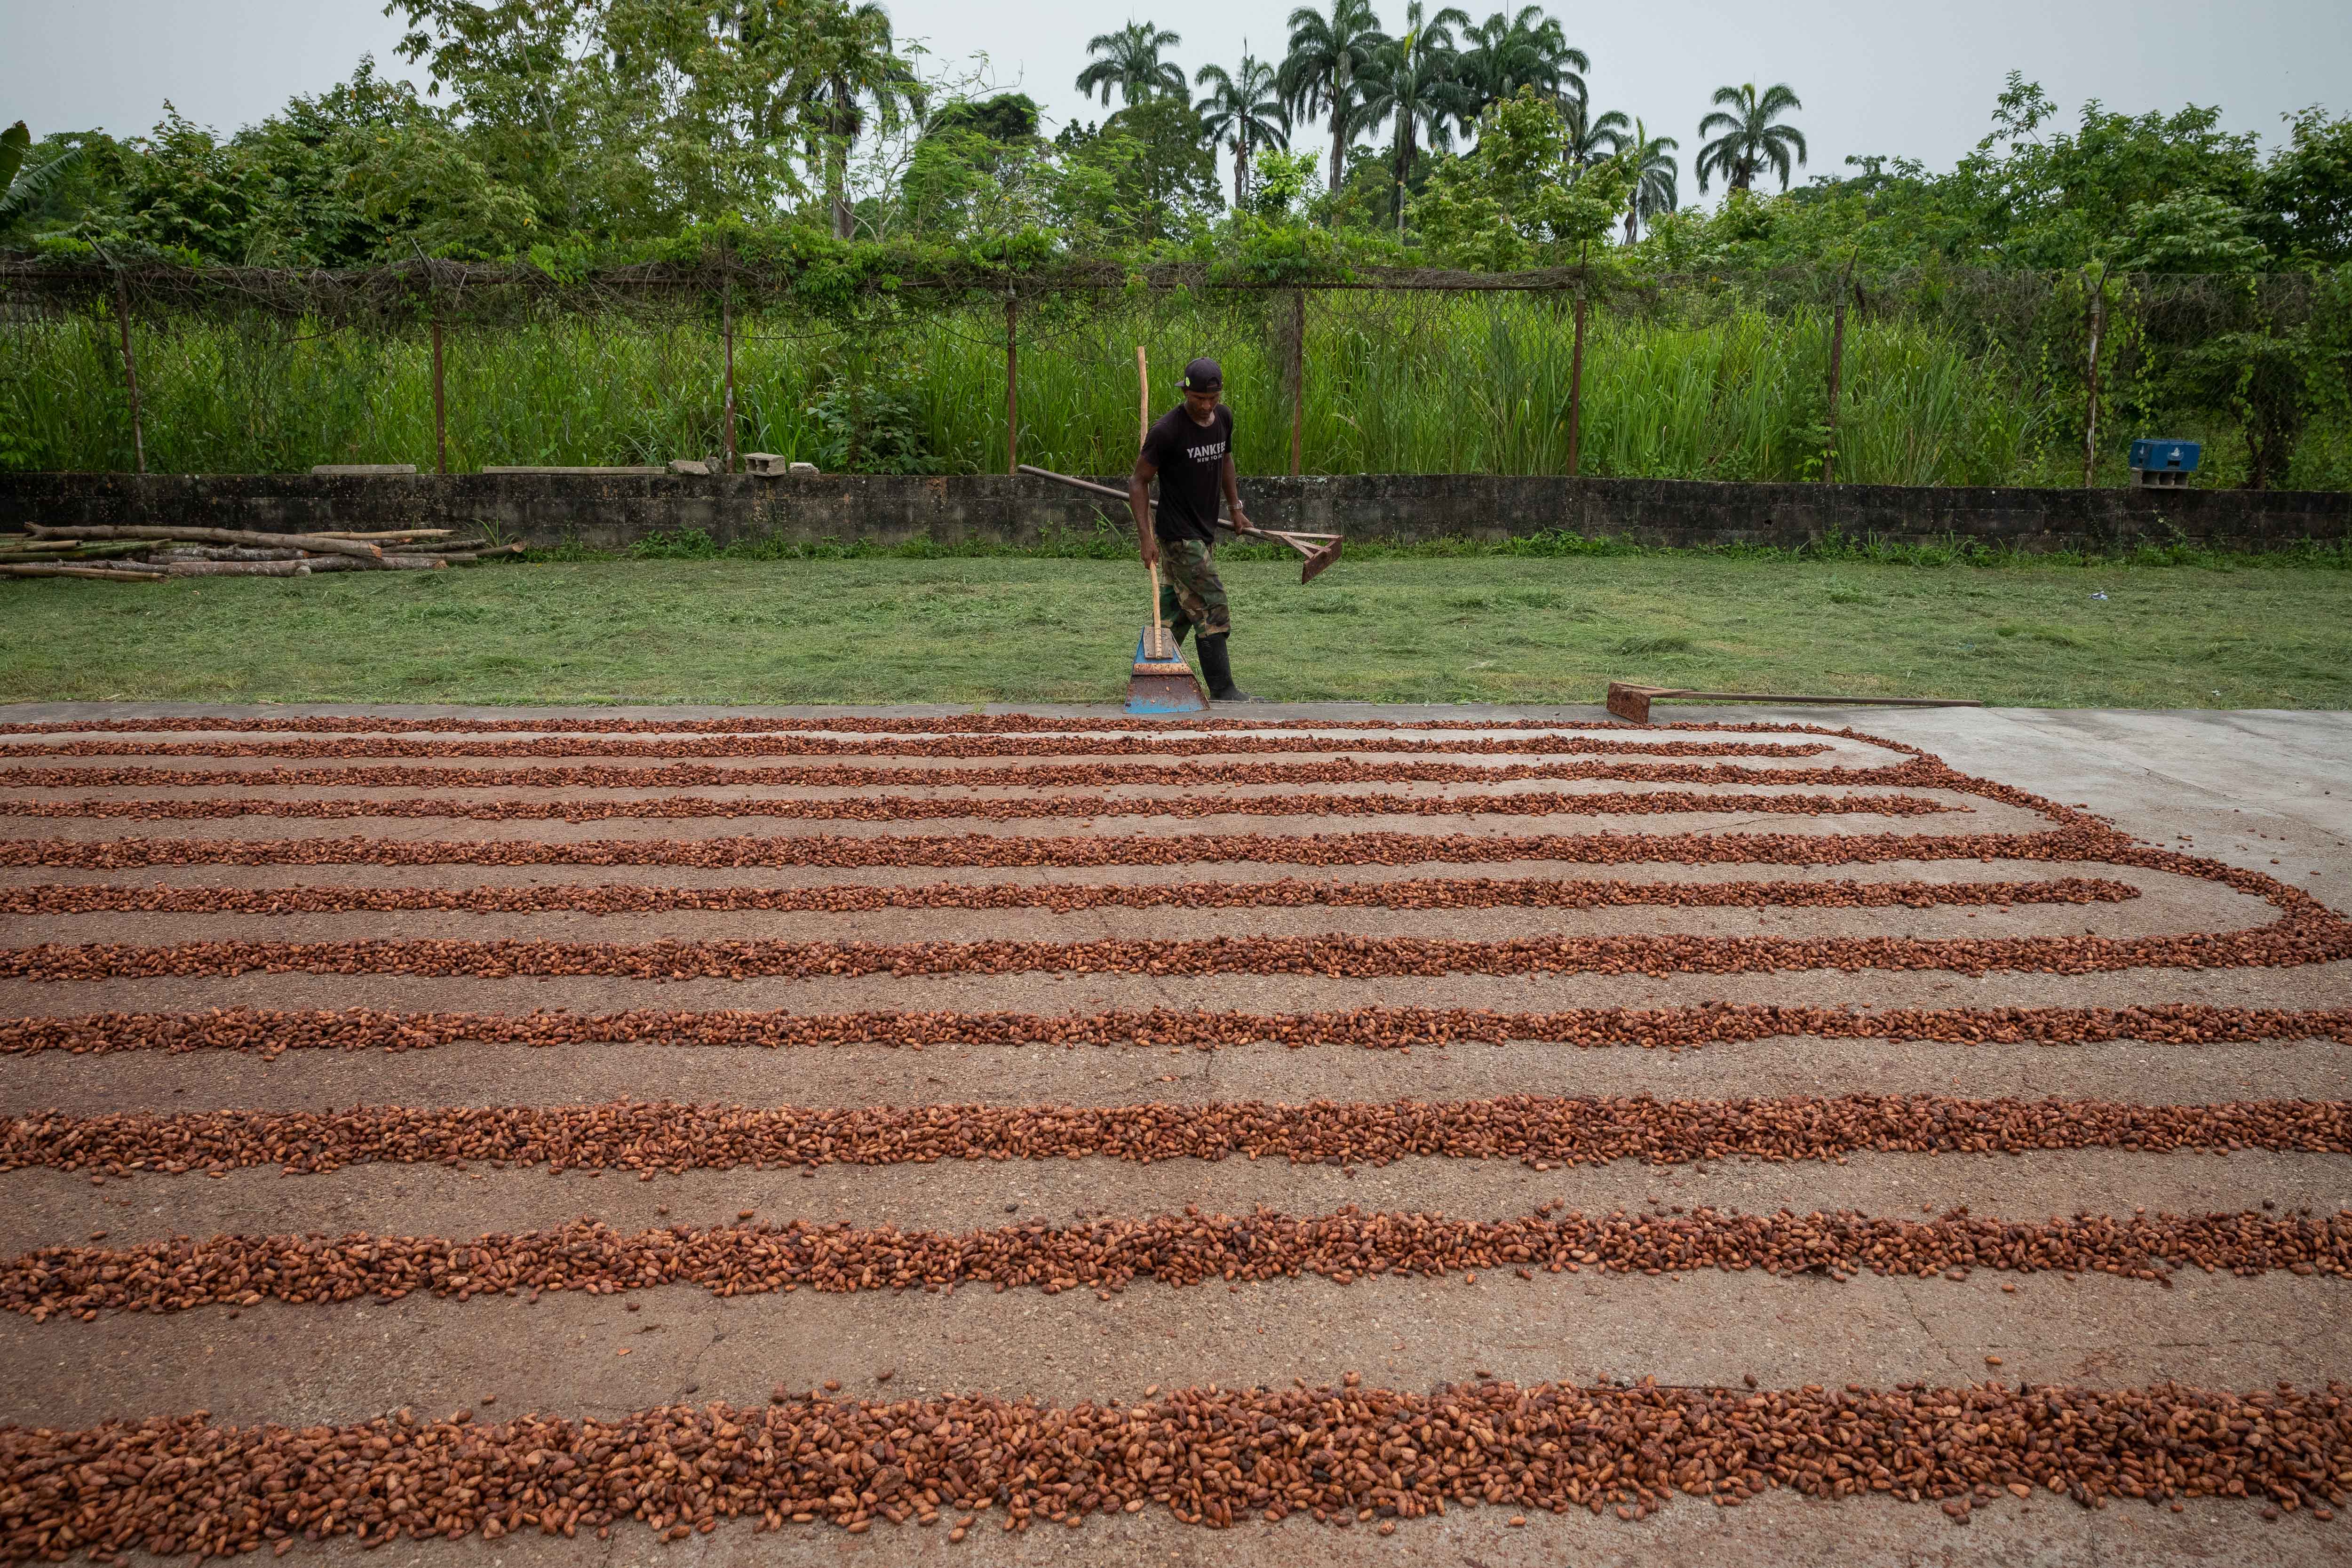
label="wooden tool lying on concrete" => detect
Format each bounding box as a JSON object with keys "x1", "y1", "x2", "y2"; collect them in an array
[
  {"x1": 1606, "y1": 682, "x2": 1985, "y2": 725},
  {"x1": 1016, "y1": 465, "x2": 1343, "y2": 584}
]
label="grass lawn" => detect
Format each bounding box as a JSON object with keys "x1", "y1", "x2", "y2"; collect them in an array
[{"x1": 2, "y1": 555, "x2": 2345, "y2": 709}]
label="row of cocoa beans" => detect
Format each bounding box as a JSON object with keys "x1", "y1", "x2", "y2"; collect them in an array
[
  {"x1": 12, "y1": 1207, "x2": 2352, "y2": 1322},
  {"x1": 8, "y1": 916, "x2": 2340, "y2": 983},
  {"x1": 0, "y1": 875, "x2": 2141, "y2": 918},
  {"x1": 1, "y1": 1379, "x2": 2343, "y2": 1561},
  {"x1": 8, "y1": 1092, "x2": 2347, "y2": 1177},
  {"x1": 0, "y1": 788, "x2": 1955, "y2": 823},
  {"x1": 0, "y1": 732, "x2": 1840, "y2": 761},
  {"x1": 6, "y1": 1002, "x2": 2345, "y2": 1060},
  {"x1": 0, "y1": 713, "x2": 1871, "y2": 735},
  {"x1": 0, "y1": 825, "x2": 2123, "y2": 871},
  {"x1": 0, "y1": 756, "x2": 1933, "y2": 792}
]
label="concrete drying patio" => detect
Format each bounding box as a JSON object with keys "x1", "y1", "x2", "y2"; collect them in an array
[{"x1": 0, "y1": 701, "x2": 2346, "y2": 1567}]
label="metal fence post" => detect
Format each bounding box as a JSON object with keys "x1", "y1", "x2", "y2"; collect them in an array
[
  {"x1": 430, "y1": 318, "x2": 449, "y2": 476},
  {"x1": 1823, "y1": 301, "x2": 1847, "y2": 484},
  {"x1": 1288, "y1": 289, "x2": 1305, "y2": 477},
  {"x1": 720, "y1": 251, "x2": 738, "y2": 475},
  {"x1": 1005, "y1": 293, "x2": 1019, "y2": 476},
  {"x1": 1566, "y1": 288, "x2": 1587, "y2": 478},
  {"x1": 112, "y1": 270, "x2": 146, "y2": 474},
  {"x1": 2082, "y1": 266, "x2": 2109, "y2": 489}
]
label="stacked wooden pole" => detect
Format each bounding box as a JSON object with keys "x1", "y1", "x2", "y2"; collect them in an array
[{"x1": 1, "y1": 525, "x2": 523, "y2": 585}]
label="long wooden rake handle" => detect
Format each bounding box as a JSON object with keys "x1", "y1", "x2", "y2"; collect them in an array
[
  {"x1": 1016, "y1": 465, "x2": 1341, "y2": 544},
  {"x1": 1135, "y1": 349, "x2": 1170, "y2": 659}
]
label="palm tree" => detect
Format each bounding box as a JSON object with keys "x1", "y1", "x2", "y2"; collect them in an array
[
  {"x1": 1357, "y1": 2, "x2": 1472, "y2": 231},
  {"x1": 1621, "y1": 118, "x2": 1677, "y2": 241},
  {"x1": 1196, "y1": 51, "x2": 1290, "y2": 208},
  {"x1": 1076, "y1": 21, "x2": 1187, "y2": 107},
  {"x1": 1278, "y1": 0, "x2": 1388, "y2": 196},
  {"x1": 1454, "y1": 8, "x2": 1586, "y2": 118},
  {"x1": 795, "y1": 0, "x2": 926, "y2": 239},
  {"x1": 1561, "y1": 97, "x2": 1629, "y2": 173},
  {"x1": 1694, "y1": 81, "x2": 1805, "y2": 193}
]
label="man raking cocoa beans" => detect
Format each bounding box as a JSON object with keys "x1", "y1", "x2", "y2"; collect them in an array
[{"x1": 1129, "y1": 357, "x2": 1263, "y2": 703}]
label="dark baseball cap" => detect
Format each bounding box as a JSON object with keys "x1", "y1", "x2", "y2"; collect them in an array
[{"x1": 1180, "y1": 357, "x2": 1223, "y2": 390}]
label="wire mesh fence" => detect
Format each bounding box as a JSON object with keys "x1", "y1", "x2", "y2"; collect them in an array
[{"x1": 1, "y1": 256, "x2": 2345, "y2": 488}]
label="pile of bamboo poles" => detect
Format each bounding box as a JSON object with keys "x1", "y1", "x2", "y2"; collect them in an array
[{"x1": 0, "y1": 526, "x2": 524, "y2": 583}]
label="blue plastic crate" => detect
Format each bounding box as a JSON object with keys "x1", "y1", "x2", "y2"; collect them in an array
[{"x1": 2129, "y1": 438, "x2": 2200, "y2": 472}]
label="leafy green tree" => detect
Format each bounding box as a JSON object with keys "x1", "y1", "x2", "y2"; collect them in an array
[
  {"x1": 1195, "y1": 53, "x2": 1289, "y2": 209},
  {"x1": 1947, "y1": 74, "x2": 2260, "y2": 268},
  {"x1": 0, "y1": 121, "x2": 89, "y2": 239},
  {"x1": 1248, "y1": 145, "x2": 1323, "y2": 221},
  {"x1": 1412, "y1": 88, "x2": 1630, "y2": 267},
  {"x1": 2114, "y1": 191, "x2": 2268, "y2": 273},
  {"x1": 900, "y1": 94, "x2": 1042, "y2": 236},
  {"x1": 388, "y1": 0, "x2": 640, "y2": 238},
  {"x1": 1056, "y1": 96, "x2": 1224, "y2": 242},
  {"x1": 387, "y1": 0, "x2": 922, "y2": 240},
  {"x1": 1561, "y1": 97, "x2": 1628, "y2": 173},
  {"x1": 225, "y1": 61, "x2": 532, "y2": 264},
  {"x1": 1454, "y1": 7, "x2": 1585, "y2": 119},
  {"x1": 1621, "y1": 118, "x2": 1677, "y2": 242},
  {"x1": 791, "y1": 0, "x2": 925, "y2": 237},
  {"x1": 1695, "y1": 81, "x2": 1805, "y2": 193},
  {"x1": 1358, "y1": 3, "x2": 1473, "y2": 231},
  {"x1": 930, "y1": 93, "x2": 1041, "y2": 143},
  {"x1": 2256, "y1": 106, "x2": 2352, "y2": 263},
  {"x1": 1279, "y1": 0, "x2": 1388, "y2": 197},
  {"x1": 1076, "y1": 21, "x2": 1187, "y2": 107},
  {"x1": 2170, "y1": 311, "x2": 2309, "y2": 490},
  {"x1": 0, "y1": 126, "x2": 118, "y2": 251},
  {"x1": 111, "y1": 106, "x2": 262, "y2": 260}
]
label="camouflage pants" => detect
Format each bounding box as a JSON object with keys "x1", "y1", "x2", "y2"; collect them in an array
[{"x1": 1155, "y1": 537, "x2": 1231, "y2": 641}]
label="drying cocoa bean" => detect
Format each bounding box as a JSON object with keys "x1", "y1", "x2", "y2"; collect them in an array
[
  {"x1": 0, "y1": 787, "x2": 1955, "y2": 824},
  {"x1": 0, "y1": 714, "x2": 1870, "y2": 737},
  {"x1": 0, "y1": 875, "x2": 2140, "y2": 919},
  {"x1": 0, "y1": 732, "x2": 1837, "y2": 762},
  {"x1": 0, "y1": 826, "x2": 2117, "y2": 873},
  {"x1": 11, "y1": 1207, "x2": 2350, "y2": 1322},
  {"x1": 0, "y1": 1379, "x2": 2344, "y2": 1560},
  {"x1": 3, "y1": 1002, "x2": 2343, "y2": 1061},
  {"x1": 6, "y1": 1092, "x2": 2344, "y2": 1178},
  {"x1": 0, "y1": 756, "x2": 1944, "y2": 793},
  {"x1": 9, "y1": 907, "x2": 2343, "y2": 984}
]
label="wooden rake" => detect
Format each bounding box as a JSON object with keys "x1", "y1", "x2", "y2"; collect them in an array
[{"x1": 1016, "y1": 465, "x2": 1343, "y2": 584}]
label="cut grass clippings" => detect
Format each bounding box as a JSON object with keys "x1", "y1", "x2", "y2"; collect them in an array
[{"x1": 1, "y1": 553, "x2": 2346, "y2": 709}]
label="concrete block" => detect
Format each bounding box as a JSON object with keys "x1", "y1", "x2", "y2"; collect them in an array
[{"x1": 668, "y1": 459, "x2": 712, "y2": 477}]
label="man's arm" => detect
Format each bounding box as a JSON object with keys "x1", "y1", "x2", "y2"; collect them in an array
[
  {"x1": 1221, "y1": 451, "x2": 1253, "y2": 533},
  {"x1": 1128, "y1": 453, "x2": 1159, "y2": 568}
]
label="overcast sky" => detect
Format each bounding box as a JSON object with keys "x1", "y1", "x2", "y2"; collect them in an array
[{"x1": 4, "y1": 0, "x2": 2348, "y2": 196}]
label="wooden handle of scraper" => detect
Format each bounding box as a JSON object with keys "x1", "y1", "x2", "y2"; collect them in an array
[{"x1": 1139, "y1": 345, "x2": 1163, "y2": 653}]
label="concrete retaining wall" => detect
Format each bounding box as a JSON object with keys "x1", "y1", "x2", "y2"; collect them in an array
[{"x1": 3, "y1": 470, "x2": 2345, "y2": 552}]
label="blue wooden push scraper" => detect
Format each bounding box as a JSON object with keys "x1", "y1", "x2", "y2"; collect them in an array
[{"x1": 1127, "y1": 561, "x2": 1212, "y2": 714}]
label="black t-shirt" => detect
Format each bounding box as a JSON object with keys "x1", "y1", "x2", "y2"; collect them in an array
[{"x1": 1140, "y1": 403, "x2": 1233, "y2": 543}]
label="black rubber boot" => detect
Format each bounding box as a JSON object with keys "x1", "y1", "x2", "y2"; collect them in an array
[{"x1": 1196, "y1": 632, "x2": 1260, "y2": 702}]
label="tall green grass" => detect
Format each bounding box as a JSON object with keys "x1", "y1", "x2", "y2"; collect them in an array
[{"x1": 0, "y1": 293, "x2": 2123, "y2": 485}]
